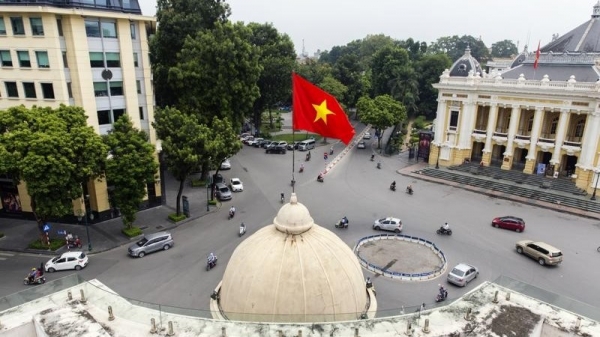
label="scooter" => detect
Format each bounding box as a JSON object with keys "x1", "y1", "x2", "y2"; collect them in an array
[
  {"x1": 239, "y1": 223, "x2": 246, "y2": 237},
  {"x1": 317, "y1": 175, "x2": 324, "y2": 183},
  {"x1": 228, "y1": 210, "x2": 235, "y2": 220},
  {"x1": 66, "y1": 238, "x2": 82, "y2": 249},
  {"x1": 370, "y1": 154, "x2": 375, "y2": 161},
  {"x1": 206, "y1": 256, "x2": 218, "y2": 271},
  {"x1": 390, "y1": 184, "x2": 396, "y2": 192},
  {"x1": 299, "y1": 166, "x2": 304, "y2": 173},
  {"x1": 376, "y1": 162, "x2": 381, "y2": 169},
  {"x1": 329, "y1": 148, "x2": 334, "y2": 155},
  {"x1": 23, "y1": 274, "x2": 46, "y2": 285},
  {"x1": 406, "y1": 187, "x2": 413, "y2": 195},
  {"x1": 335, "y1": 217, "x2": 349, "y2": 229},
  {"x1": 436, "y1": 227, "x2": 452, "y2": 235},
  {"x1": 435, "y1": 289, "x2": 448, "y2": 302},
  {"x1": 305, "y1": 153, "x2": 311, "y2": 162}
]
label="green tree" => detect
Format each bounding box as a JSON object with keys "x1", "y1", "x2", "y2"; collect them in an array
[
  {"x1": 429, "y1": 35, "x2": 490, "y2": 63},
  {"x1": 248, "y1": 23, "x2": 296, "y2": 131},
  {"x1": 150, "y1": 0, "x2": 230, "y2": 108},
  {"x1": 0, "y1": 105, "x2": 107, "y2": 233},
  {"x1": 103, "y1": 117, "x2": 158, "y2": 229},
  {"x1": 491, "y1": 39, "x2": 518, "y2": 58},
  {"x1": 389, "y1": 66, "x2": 420, "y2": 118},
  {"x1": 357, "y1": 95, "x2": 407, "y2": 149},
  {"x1": 153, "y1": 107, "x2": 210, "y2": 216},
  {"x1": 205, "y1": 117, "x2": 243, "y2": 200},
  {"x1": 370, "y1": 46, "x2": 410, "y2": 96},
  {"x1": 319, "y1": 76, "x2": 348, "y2": 103},
  {"x1": 332, "y1": 53, "x2": 364, "y2": 108},
  {"x1": 168, "y1": 21, "x2": 262, "y2": 129},
  {"x1": 415, "y1": 53, "x2": 452, "y2": 119},
  {"x1": 294, "y1": 58, "x2": 333, "y2": 86}
]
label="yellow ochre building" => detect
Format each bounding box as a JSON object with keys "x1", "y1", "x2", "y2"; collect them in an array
[
  {"x1": 0, "y1": 0, "x2": 160, "y2": 222},
  {"x1": 430, "y1": 2, "x2": 600, "y2": 194}
]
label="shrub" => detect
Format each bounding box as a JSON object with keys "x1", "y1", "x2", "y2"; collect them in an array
[
  {"x1": 190, "y1": 179, "x2": 207, "y2": 187},
  {"x1": 168, "y1": 213, "x2": 187, "y2": 222},
  {"x1": 28, "y1": 238, "x2": 64, "y2": 251},
  {"x1": 208, "y1": 199, "x2": 217, "y2": 205},
  {"x1": 122, "y1": 226, "x2": 143, "y2": 238}
]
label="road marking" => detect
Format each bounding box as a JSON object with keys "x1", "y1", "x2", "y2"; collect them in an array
[
  {"x1": 0, "y1": 252, "x2": 15, "y2": 257},
  {"x1": 0, "y1": 257, "x2": 6, "y2": 260}
]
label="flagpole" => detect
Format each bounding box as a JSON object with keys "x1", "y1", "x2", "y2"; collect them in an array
[{"x1": 291, "y1": 72, "x2": 296, "y2": 194}]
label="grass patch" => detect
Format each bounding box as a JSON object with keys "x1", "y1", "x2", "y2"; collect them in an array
[
  {"x1": 190, "y1": 178, "x2": 207, "y2": 187},
  {"x1": 168, "y1": 213, "x2": 187, "y2": 222},
  {"x1": 121, "y1": 226, "x2": 143, "y2": 238},
  {"x1": 28, "y1": 238, "x2": 64, "y2": 251},
  {"x1": 208, "y1": 199, "x2": 218, "y2": 205},
  {"x1": 271, "y1": 133, "x2": 322, "y2": 143}
]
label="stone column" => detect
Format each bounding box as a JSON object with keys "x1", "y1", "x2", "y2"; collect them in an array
[
  {"x1": 434, "y1": 98, "x2": 448, "y2": 145},
  {"x1": 501, "y1": 105, "x2": 521, "y2": 170},
  {"x1": 578, "y1": 111, "x2": 600, "y2": 167},
  {"x1": 458, "y1": 101, "x2": 476, "y2": 151},
  {"x1": 482, "y1": 103, "x2": 498, "y2": 165},
  {"x1": 524, "y1": 107, "x2": 544, "y2": 174},
  {"x1": 550, "y1": 109, "x2": 570, "y2": 167}
]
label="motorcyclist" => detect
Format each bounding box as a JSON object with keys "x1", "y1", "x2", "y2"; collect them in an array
[
  {"x1": 229, "y1": 206, "x2": 236, "y2": 218},
  {"x1": 370, "y1": 154, "x2": 375, "y2": 161},
  {"x1": 406, "y1": 184, "x2": 413, "y2": 194},
  {"x1": 366, "y1": 277, "x2": 373, "y2": 289},
  {"x1": 317, "y1": 173, "x2": 324, "y2": 181},
  {"x1": 28, "y1": 268, "x2": 37, "y2": 283},
  {"x1": 390, "y1": 181, "x2": 396, "y2": 190},
  {"x1": 376, "y1": 161, "x2": 381, "y2": 169},
  {"x1": 299, "y1": 163, "x2": 304, "y2": 172},
  {"x1": 438, "y1": 284, "x2": 446, "y2": 298},
  {"x1": 443, "y1": 222, "x2": 450, "y2": 232},
  {"x1": 280, "y1": 192, "x2": 285, "y2": 202},
  {"x1": 208, "y1": 253, "x2": 216, "y2": 266},
  {"x1": 240, "y1": 222, "x2": 246, "y2": 231}
]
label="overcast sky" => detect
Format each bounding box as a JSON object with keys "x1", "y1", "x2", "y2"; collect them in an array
[{"x1": 140, "y1": 1, "x2": 597, "y2": 56}]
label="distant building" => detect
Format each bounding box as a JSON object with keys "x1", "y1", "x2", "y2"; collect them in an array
[
  {"x1": 430, "y1": 2, "x2": 600, "y2": 194},
  {"x1": 0, "y1": 1, "x2": 160, "y2": 222}
]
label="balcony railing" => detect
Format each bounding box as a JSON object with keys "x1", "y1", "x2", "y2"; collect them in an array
[
  {"x1": 515, "y1": 135, "x2": 531, "y2": 141},
  {"x1": 0, "y1": 0, "x2": 143, "y2": 14},
  {"x1": 563, "y1": 136, "x2": 582, "y2": 147},
  {"x1": 472, "y1": 129, "x2": 487, "y2": 135},
  {"x1": 538, "y1": 134, "x2": 555, "y2": 144}
]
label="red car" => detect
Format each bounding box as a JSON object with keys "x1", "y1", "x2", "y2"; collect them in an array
[{"x1": 492, "y1": 216, "x2": 525, "y2": 232}]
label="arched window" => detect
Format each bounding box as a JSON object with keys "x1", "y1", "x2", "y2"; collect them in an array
[
  {"x1": 550, "y1": 117, "x2": 558, "y2": 135},
  {"x1": 575, "y1": 119, "x2": 585, "y2": 137}
]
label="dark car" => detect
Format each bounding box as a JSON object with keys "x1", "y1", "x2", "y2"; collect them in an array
[
  {"x1": 266, "y1": 144, "x2": 287, "y2": 154},
  {"x1": 492, "y1": 216, "x2": 525, "y2": 232},
  {"x1": 261, "y1": 140, "x2": 274, "y2": 149},
  {"x1": 254, "y1": 139, "x2": 269, "y2": 148},
  {"x1": 287, "y1": 141, "x2": 300, "y2": 150}
]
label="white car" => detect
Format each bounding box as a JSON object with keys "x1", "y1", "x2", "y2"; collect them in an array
[
  {"x1": 373, "y1": 217, "x2": 403, "y2": 233},
  {"x1": 363, "y1": 132, "x2": 371, "y2": 139},
  {"x1": 447, "y1": 263, "x2": 479, "y2": 287},
  {"x1": 45, "y1": 251, "x2": 88, "y2": 272},
  {"x1": 357, "y1": 141, "x2": 366, "y2": 149},
  {"x1": 230, "y1": 178, "x2": 244, "y2": 192},
  {"x1": 220, "y1": 159, "x2": 231, "y2": 170}
]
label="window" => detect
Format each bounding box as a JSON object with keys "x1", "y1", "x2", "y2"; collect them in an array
[
  {"x1": 29, "y1": 17, "x2": 44, "y2": 36},
  {"x1": 575, "y1": 119, "x2": 585, "y2": 137},
  {"x1": 0, "y1": 17, "x2": 6, "y2": 35},
  {"x1": 67, "y1": 82, "x2": 73, "y2": 98},
  {"x1": 139, "y1": 106, "x2": 144, "y2": 120},
  {"x1": 5, "y1": 82, "x2": 18, "y2": 97},
  {"x1": 17, "y1": 50, "x2": 31, "y2": 68},
  {"x1": 527, "y1": 116, "x2": 534, "y2": 132},
  {"x1": 35, "y1": 51, "x2": 49, "y2": 68},
  {"x1": 89, "y1": 52, "x2": 104, "y2": 67},
  {"x1": 136, "y1": 80, "x2": 141, "y2": 94},
  {"x1": 130, "y1": 23, "x2": 136, "y2": 39},
  {"x1": 62, "y1": 51, "x2": 68, "y2": 68},
  {"x1": 133, "y1": 53, "x2": 138, "y2": 67},
  {"x1": 113, "y1": 108, "x2": 125, "y2": 122},
  {"x1": 94, "y1": 82, "x2": 108, "y2": 97},
  {"x1": 109, "y1": 81, "x2": 123, "y2": 96},
  {"x1": 550, "y1": 117, "x2": 558, "y2": 134},
  {"x1": 105, "y1": 52, "x2": 120, "y2": 67},
  {"x1": 101, "y1": 22, "x2": 117, "y2": 38},
  {"x1": 56, "y1": 18, "x2": 63, "y2": 37},
  {"x1": 10, "y1": 17, "x2": 25, "y2": 35},
  {"x1": 97, "y1": 110, "x2": 110, "y2": 125},
  {"x1": 0, "y1": 50, "x2": 12, "y2": 67},
  {"x1": 449, "y1": 111, "x2": 459, "y2": 129},
  {"x1": 84, "y1": 20, "x2": 100, "y2": 37},
  {"x1": 23, "y1": 82, "x2": 36, "y2": 98},
  {"x1": 41, "y1": 83, "x2": 55, "y2": 99}
]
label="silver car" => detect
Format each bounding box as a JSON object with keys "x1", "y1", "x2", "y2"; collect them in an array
[
  {"x1": 215, "y1": 183, "x2": 232, "y2": 201},
  {"x1": 128, "y1": 231, "x2": 174, "y2": 258},
  {"x1": 447, "y1": 263, "x2": 479, "y2": 287},
  {"x1": 372, "y1": 217, "x2": 403, "y2": 233}
]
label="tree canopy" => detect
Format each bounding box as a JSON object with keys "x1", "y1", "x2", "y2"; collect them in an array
[
  {"x1": 0, "y1": 105, "x2": 107, "y2": 230},
  {"x1": 428, "y1": 35, "x2": 490, "y2": 63},
  {"x1": 103, "y1": 117, "x2": 158, "y2": 228},
  {"x1": 370, "y1": 45, "x2": 411, "y2": 97},
  {"x1": 357, "y1": 95, "x2": 407, "y2": 148},
  {"x1": 491, "y1": 39, "x2": 518, "y2": 58}
]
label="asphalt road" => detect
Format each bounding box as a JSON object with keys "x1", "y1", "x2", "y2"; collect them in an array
[{"x1": 2, "y1": 138, "x2": 599, "y2": 317}]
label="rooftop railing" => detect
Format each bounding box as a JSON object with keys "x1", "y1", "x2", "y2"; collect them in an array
[{"x1": 0, "y1": 0, "x2": 142, "y2": 15}]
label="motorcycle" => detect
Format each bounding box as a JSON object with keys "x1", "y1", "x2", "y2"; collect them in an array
[
  {"x1": 206, "y1": 256, "x2": 218, "y2": 271},
  {"x1": 370, "y1": 154, "x2": 375, "y2": 161},
  {"x1": 317, "y1": 175, "x2": 324, "y2": 183},
  {"x1": 335, "y1": 217, "x2": 349, "y2": 229},
  {"x1": 280, "y1": 194, "x2": 285, "y2": 203},
  {"x1": 376, "y1": 162, "x2": 381, "y2": 169},
  {"x1": 66, "y1": 238, "x2": 82, "y2": 249},
  {"x1": 435, "y1": 289, "x2": 448, "y2": 302},
  {"x1": 329, "y1": 148, "x2": 334, "y2": 155},
  {"x1": 305, "y1": 153, "x2": 311, "y2": 162},
  {"x1": 23, "y1": 274, "x2": 46, "y2": 285},
  {"x1": 390, "y1": 184, "x2": 396, "y2": 192},
  {"x1": 228, "y1": 209, "x2": 235, "y2": 220},
  {"x1": 406, "y1": 187, "x2": 413, "y2": 195},
  {"x1": 436, "y1": 227, "x2": 452, "y2": 235},
  {"x1": 239, "y1": 223, "x2": 246, "y2": 237},
  {"x1": 299, "y1": 166, "x2": 304, "y2": 173}
]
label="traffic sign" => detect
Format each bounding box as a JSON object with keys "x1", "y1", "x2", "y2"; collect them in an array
[{"x1": 43, "y1": 223, "x2": 51, "y2": 232}]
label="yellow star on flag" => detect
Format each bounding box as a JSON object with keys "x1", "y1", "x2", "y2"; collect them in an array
[{"x1": 312, "y1": 100, "x2": 335, "y2": 124}]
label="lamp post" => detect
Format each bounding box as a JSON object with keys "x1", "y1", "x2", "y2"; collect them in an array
[
  {"x1": 435, "y1": 144, "x2": 440, "y2": 169},
  {"x1": 206, "y1": 178, "x2": 210, "y2": 211},
  {"x1": 591, "y1": 169, "x2": 599, "y2": 201},
  {"x1": 77, "y1": 195, "x2": 93, "y2": 251}
]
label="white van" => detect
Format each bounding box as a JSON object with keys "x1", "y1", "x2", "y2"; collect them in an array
[{"x1": 298, "y1": 139, "x2": 316, "y2": 151}]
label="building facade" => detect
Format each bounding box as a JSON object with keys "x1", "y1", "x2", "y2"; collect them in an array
[
  {"x1": 0, "y1": 1, "x2": 160, "y2": 222},
  {"x1": 429, "y1": 3, "x2": 600, "y2": 194}
]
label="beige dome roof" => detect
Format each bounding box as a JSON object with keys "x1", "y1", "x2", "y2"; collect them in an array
[{"x1": 218, "y1": 193, "x2": 368, "y2": 322}]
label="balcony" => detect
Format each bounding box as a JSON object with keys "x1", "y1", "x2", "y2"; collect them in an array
[
  {"x1": 563, "y1": 136, "x2": 582, "y2": 147},
  {"x1": 538, "y1": 133, "x2": 555, "y2": 144},
  {"x1": 492, "y1": 128, "x2": 508, "y2": 138}
]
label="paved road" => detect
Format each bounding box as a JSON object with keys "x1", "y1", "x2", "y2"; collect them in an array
[{"x1": 2, "y1": 139, "x2": 599, "y2": 317}]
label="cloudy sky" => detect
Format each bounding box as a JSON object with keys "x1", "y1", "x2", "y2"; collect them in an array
[{"x1": 140, "y1": 1, "x2": 596, "y2": 55}]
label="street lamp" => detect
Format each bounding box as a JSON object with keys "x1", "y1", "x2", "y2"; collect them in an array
[
  {"x1": 77, "y1": 195, "x2": 93, "y2": 251},
  {"x1": 206, "y1": 178, "x2": 211, "y2": 211},
  {"x1": 591, "y1": 169, "x2": 599, "y2": 201},
  {"x1": 435, "y1": 144, "x2": 440, "y2": 169}
]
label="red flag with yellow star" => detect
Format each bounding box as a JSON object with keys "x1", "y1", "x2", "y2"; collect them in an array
[{"x1": 292, "y1": 73, "x2": 355, "y2": 144}]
